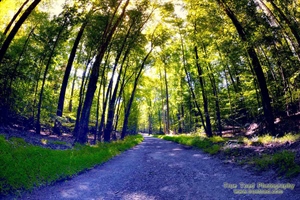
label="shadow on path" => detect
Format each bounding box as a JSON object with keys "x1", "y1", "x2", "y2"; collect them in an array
[{"x1": 6, "y1": 134, "x2": 300, "y2": 200}]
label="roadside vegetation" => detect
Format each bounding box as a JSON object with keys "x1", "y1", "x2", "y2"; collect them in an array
[
  {"x1": 155, "y1": 133, "x2": 300, "y2": 178},
  {"x1": 0, "y1": 134, "x2": 143, "y2": 196}
]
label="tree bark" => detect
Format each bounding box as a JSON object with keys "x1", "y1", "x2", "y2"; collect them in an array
[
  {"x1": 217, "y1": 0, "x2": 275, "y2": 135},
  {"x1": 121, "y1": 48, "x2": 153, "y2": 139},
  {"x1": 57, "y1": 22, "x2": 86, "y2": 117},
  {"x1": 103, "y1": 24, "x2": 133, "y2": 142},
  {"x1": 74, "y1": 0, "x2": 130, "y2": 144},
  {"x1": 68, "y1": 68, "x2": 77, "y2": 112},
  {"x1": 3, "y1": 0, "x2": 30, "y2": 36},
  {"x1": 0, "y1": 0, "x2": 41, "y2": 64},
  {"x1": 163, "y1": 63, "x2": 170, "y2": 134},
  {"x1": 36, "y1": 21, "x2": 67, "y2": 135},
  {"x1": 194, "y1": 46, "x2": 213, "y2": 137},
  {"x1": 179, "y1": 34, "x2": 206, "y2": 133}
]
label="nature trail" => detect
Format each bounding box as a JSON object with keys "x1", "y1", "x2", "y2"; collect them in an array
[{"x1": 7, "y1": 134, "x2": 300, "y2": 200}]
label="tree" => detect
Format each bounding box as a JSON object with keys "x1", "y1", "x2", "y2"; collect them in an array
[
  {"x1": 74, "y1": 0, "x2": 130, "y2": 144},
  {"x1": 3, "y1": 0, "x2": 30, "y2": 36},
  {"x1": 0, "y1": 0, "x2": 42, "y2": 64},
  {"x1": 216, "y1": 0, "x2": 275, "y2": 135}
]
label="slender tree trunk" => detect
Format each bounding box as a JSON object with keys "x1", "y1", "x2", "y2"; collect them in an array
[
  {"x1": 217, "y1": 0, "x2": 275, "y2": 135},
  {"x1": 179, "y1": 34, "x2": 206, "y2": 133},
  {"x1": 68, "y1": 69, "x2": 77, "y2": 112},
  {"x1": 57, "y1": 22, "x2": 86, "y2": 117},
  {"x1": 0, "y1": 0, "x2": 41, "y2": 64},
  {"x1": 94, "y1": 82, "x2": 102, "y2": 143},
  {"x1": 6, "y1": 27, "x2": 35, "y2": 100},
  {"x1": 121, "y1": 48, "x2": 153, "y2": 139},
  {"x1": 113, "y1": 97, "x2": 122, "y2": 132},
  {"x1": 3, "y1": 0, "x2": 30, "y2": 36},
  {"x1": 182, "y1": 63, "x2": 207, "y2": 133},
  {"x1": 163, "y1": 63, "x2": 170, "y2": 134},
  {"x1": 268, "y1": 0, "x2": 300, "y2": 49},
  {"x1": 74, "y1": 58, "x2": 91, "y2": 136},
  {"x1": 104, "y1": 26, "x2": 133, "y2": 142},
  {"x1": 74, "y1": 0, "x2": 130, "y2": 144},
  {"x1": 194, "y1": 46, "x2": 212, "y2": 137},
  {"x1": 36, "y1": 23, "x2": 66, "y2": 135},
  {"x1": 201, "y1": 42, "x2": 222, "y2": 136}
]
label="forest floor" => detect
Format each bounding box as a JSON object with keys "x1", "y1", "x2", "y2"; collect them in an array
[{"x1": 3, "y1": 134, "x2": 300, "y2": 200}]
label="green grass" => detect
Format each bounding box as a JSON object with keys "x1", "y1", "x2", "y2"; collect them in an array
[
  {"x1": 156, "y1": 134, "x2": 300, "y2": 177},
  {"x1": 155, "y1": 134, "x2": 227, "y2": 155},
  {"x1": 253, "y1": 150, "x2": 300, "y2": 178},
  {"x1": 238, "y1": 133, "x2": 300, "y2": 146},
  {"x1": 49, "y1": 140, "x2": 68, "y2": 145},
  {"x1": 0, "y1": 134, "x2": 143, "y2": 196}
]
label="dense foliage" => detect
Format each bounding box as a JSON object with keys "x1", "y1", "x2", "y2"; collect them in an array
[{"x1": 1, "y1": 0, "x2": 300, "y2": 142}]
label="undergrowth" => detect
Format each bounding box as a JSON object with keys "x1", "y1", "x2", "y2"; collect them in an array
[
  {"x1": 253, "y1": 150, "x2": 300, "y2": 178},
  {"x1": 156, "y1": 134, "x2": 226, "y2": 155},
  {"x1": 156, "y1": 134, "x2": 300, "y2": 178},
  {"x1": 0, "y1": 134, "x2": 143, "y2": 196}
]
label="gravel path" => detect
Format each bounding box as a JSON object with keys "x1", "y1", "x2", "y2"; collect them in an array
[{"x1": 7, "y1": 134, "x2": 300, "y2": 200}]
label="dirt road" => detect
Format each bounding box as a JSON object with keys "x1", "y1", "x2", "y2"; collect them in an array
[{"x1": 7, "y1": 134, "x2": 300, "y2": 199}]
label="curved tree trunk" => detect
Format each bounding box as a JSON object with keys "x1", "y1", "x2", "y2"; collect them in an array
[
  {"x1": 217, "y1": 0, "x2": 275, "y2": 135},
  {"x1": 56, "y1": 22, "x2": 87, "y2": 117},
  {"x1": 268, "y1": 1, "x2": 300, "y2": 49},
  {"x1": 74, "y1": 0, "x2": 130, "y2": 144},
  {"x1": 3, "y1": 0, "x2": 30, "y2": 36},
  {"x1": 0, "y1": 0, "x2": 41, "y2": 64},
  {"x1": 36, "y1": 22, "x2": 66, "y2": 135},
  {"x1": 103, "y1": 24, "x2": 133, "y2": 142},
  {"x1": 121, "y1": 48, "x2": 153, "y2": 139}
]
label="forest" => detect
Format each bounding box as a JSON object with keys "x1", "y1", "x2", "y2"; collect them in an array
[{"x1": 1, "y1": 0, "x2": 300, "y2": 144}]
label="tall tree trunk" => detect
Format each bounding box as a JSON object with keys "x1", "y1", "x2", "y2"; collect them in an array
[
  {"x1": 74, "y1": 0, "x2": 130, "y2": 144},
  {"x1": 121, "y1": 48, "x2": 153, "y2": 139},
  {"x1": 36, "y1": 22, "x2": 66, "y2": 135},
  {"x1": 182, "y1": 63, "x2": 207, "y2": 133},
  {"x1": 6, "y1": 27, "x2": 35, "y2": 101},
  {"x1": 113, "y1": 96, "x2": 122, "y2": 132},
  {"x1": 163, "y1": 63, "x2": 170, "y2": 134},
  {"x1": 217, "y1": 0, "x2": 275, "y2": 135},
  {"x1": 194, "y1": 46, "x2": 213, "y2": 137},
  {"x1": 179, "y1": 34, "x2": 206, "y2": 132},
  {"x1": 103, "y1": 25, "x2": 133, "y2": 142},
  {"x1": 57, "y1": 22, "x2": 86, "y2": 117},
  {"x1": 3, "y1": 0, "x2": 30, "y2": 36},
  {"x1": 0, "y1": 0, "x2": 41, "y2": 64},
  {"x1": 68, "y1": 68, "x2": 77, "y2": 112},
  {"x1": 74, "y1": 58, "x2": 91, "y2": 137},
  {"x1": 94, "y1": 82, "x2": 102, "y2": 143},
  {"x1": 268, "y1": 0, "x2": 300, "y2": 49},
  {"x1": 201, "y1": 42, "x2": 222, "y2": 136}
]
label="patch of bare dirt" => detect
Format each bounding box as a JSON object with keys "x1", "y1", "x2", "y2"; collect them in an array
[{"x1": 0, "y1": 126, "x2": 74, "y2": 150}]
